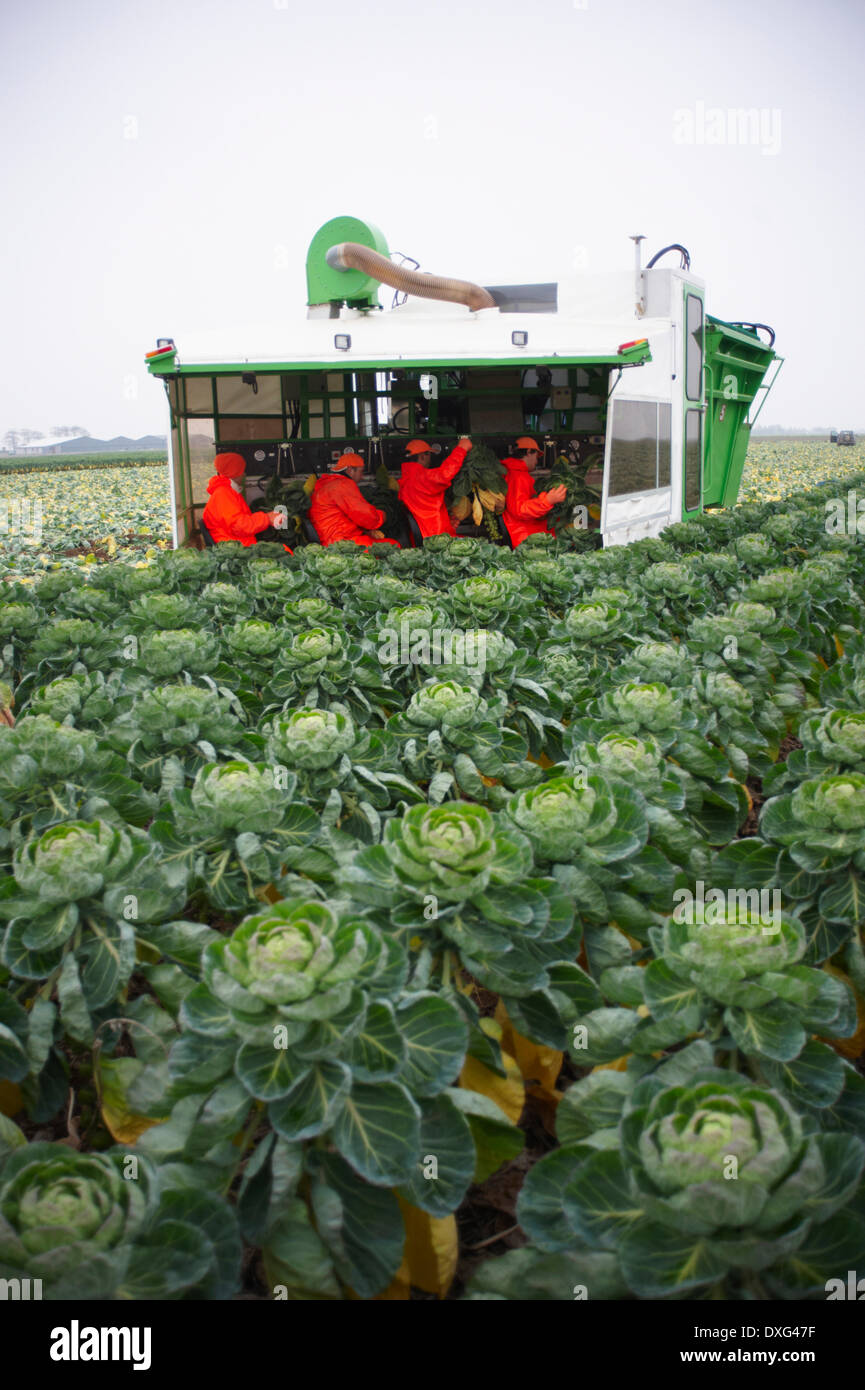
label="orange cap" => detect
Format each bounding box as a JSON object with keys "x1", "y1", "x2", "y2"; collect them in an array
[
  {"x1": 332, "y1": 452, "x2": 365, "y2": 472},
  {"x1": 405, "y1": 440, "x2": 433, "y2": 455},
  {"x1": 214, "y1": 452, "x2": 246, "y2": 478},
  {"x1": 516, "y1": 436, "x2": 542, "y2": 453}
]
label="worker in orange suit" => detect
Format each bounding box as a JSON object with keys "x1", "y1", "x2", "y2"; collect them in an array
[
  {"x1": 309, "y1": 453, "x2": 400, "y2": 547},
  {"x1": 398, "y1": 436, "x2": 473, "y2": 540},
  {"x1": 501, "y1": 437, "x2": 567, "y2": 547},
  {"x1": 202, "y1": 452, "x2": 292, "y2": 549}
]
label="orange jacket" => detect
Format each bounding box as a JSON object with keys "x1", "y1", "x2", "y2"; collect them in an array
[
  {"x1": 310, "y1": 473, "x2": 390, "y2": 547},
  {"x1": 202, "y1": 475, "x2": 273, "y2": 546},
  {"x1": 398, "y1": 445, "x2": 468, "y2": 539},
  {"x1": 501, "y1": 457, "x2": 556, "y2": 547}
]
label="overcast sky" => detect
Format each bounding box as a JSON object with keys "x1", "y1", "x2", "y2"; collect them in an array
[{"x1": 1, "y1": 0, "x2": 862, "y2": 439}]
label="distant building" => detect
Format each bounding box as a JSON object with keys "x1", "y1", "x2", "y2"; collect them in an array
[
  {"x1": 18, "y1": 434, "x2": 89, "y2": 455},
  {"x1": 16, "y1": 434, "x2": 167, "y2": 455}
]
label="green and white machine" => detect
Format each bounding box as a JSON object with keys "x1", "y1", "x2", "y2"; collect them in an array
[{"x1": 145, "y1": 216, "x2": 782, "y2": 548}]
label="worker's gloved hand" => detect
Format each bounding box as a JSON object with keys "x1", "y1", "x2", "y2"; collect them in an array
[
  {"x1": 458, "y1": 436, "x2": 473, "y2": 454},
  {"x1": 369, "y1": 529, "x2": 385, "y2": 540},
  {"x1": 268, "y1": 510, "x2": 287, "y2": 529}
]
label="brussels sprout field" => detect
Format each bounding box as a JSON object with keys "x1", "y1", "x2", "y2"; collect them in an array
[{"x1": 2, "y1": 450, "x2": 865, "y2": 1303}]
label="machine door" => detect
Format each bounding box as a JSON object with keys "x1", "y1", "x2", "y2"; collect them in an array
[
  {"x1": 601, "y1": 397, "x2": 673, "y2": 546},
  {"x1": 682, "y1": 286, "x2": 705, "y2": 516}
]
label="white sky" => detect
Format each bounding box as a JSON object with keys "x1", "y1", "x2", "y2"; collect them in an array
[{"x1": 1, "y1": 0, "x2": 862, "y2": 437}]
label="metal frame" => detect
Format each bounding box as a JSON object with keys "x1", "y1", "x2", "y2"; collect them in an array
[
  {"x1": 681, "y1": 284, "x2": 706, "y2": 517},
  {"x1": 166, "y1": 362, "x2": 619, "y2": 446},
  {"x1": 601, "y1": 393, "x2": 677, "y2": 544}
]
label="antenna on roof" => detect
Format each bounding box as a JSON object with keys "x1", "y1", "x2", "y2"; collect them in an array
[{"x1": 630, "y1": 235, "x2": 646, "y2": 318}]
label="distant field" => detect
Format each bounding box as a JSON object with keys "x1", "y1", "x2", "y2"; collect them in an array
[
  {"x1": 1, "y1": 461, "x2": 172, "y2": 575},
  {"x1": 0, "y1": 451, "x2": 167, "y2": 473},
  {"x1": 739, "y1": 438, "x2": 864, "y2": 503},
  {"x1": 2, "y1": 439, "x2": 864, "y2": 579}
]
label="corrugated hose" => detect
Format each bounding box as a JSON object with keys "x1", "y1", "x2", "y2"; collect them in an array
[{"x1": 325, "y1": 242, "x2": 497, "y2": 311}]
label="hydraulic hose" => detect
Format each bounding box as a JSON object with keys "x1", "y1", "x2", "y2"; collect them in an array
[
  {"x1": 646, "y1": 243, "x2": 691, "y2": 270},
  {"x1": 325, "y1": 242, "x2": 497, "y2": 311}
]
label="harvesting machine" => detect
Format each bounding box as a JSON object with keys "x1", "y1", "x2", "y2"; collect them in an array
[{"x1": 145, "y1": 217, "x2": 782, "y2": 549}]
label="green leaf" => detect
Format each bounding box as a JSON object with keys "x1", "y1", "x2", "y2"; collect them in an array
[
  {"x1": 397, "y1": 992, "x2": 468, "y2": 1097},
  {"x1": 799, "y1": 906, "x2": 852, "y2": 965},
  {"x1": 179, "y1": 983, "x2": 234, "y2": 1038},
  {"x1": 135, "y1": 1095, "x2": 203, "y2": 1158},
  {"x1": 622, "y1": 844, "x2": 675, "y2": 896},
  {"x1": 331, "y1": 1081, "x2": 420, "y2": 1186},
  {"x1": 803, "y1": 1132, "x2": 865, "y2": 1219},
  {"x1": 724, "y1": 1003, "x2": 806, "y2": 1062},
  {"x1": 184, "y1": 1077, "x2": 252, "y2": 1159},
  {"x1": 26, "y1": 998, "x2": 56, "y2": 1074},
  {"x1": 235, "y1": 1041, "x2": 310, "y2": 1102},
  {"x1": 20, "y1": 901, "x2": 79, "y2": 952},
  {"x1": 262, "y1": 1198, "x2": 342, "y2": 1299},
  {"x1": 563, "y1": 1149, "x2": 645, "y2": 1248},
  {"x1": 346, "y1": 1001, "x2": 406, "y2": 1082},
  {"x1": 396, "y1": 1093, "x2": 475, "y2": 1217},
  {"x1": 583, "y1": 925, "x2": 633, "y2": 976},
  {"x1": 78, "y1": 916, "x2": 136, "y2": 1008},
  {"x1": 2, "y1": 917, "x2": 63, "y2": 980},
  {"x1": 617, "y1": 1219, "x2": 729, "y2": 1297},
  {"x1": 801, "y1": 971, "x2": 857, "y2": 1036},
  {"x1": 642, "y1": 1042, "x2": 715, "y2": 1091},
  {"x1": 310, "y1": 1151, "x2": 405, "y2": 1298},
  {"x1": 557, "y1": 1070, "x2": 631, "y2": 1145},
  {"x1": 630, "y1": 1012, "x2": 699, "y2": 1054},
  {"x1": 428, "y1": 770, "x2": 455, "y2": 804},
  {"x1": 818, "y1": 869, "x2": 864, "y2": 925},
  {"x1": 139, "y1": 919, "x2": 220, "y2": 970},
  {"x1": 546, "y1": 961, "x2": 603, "y2": 1015},
  {"x1": 499, "y1": 989, "x2": 566, "y2": 1050},
  {"x1": 776, "y1": 853, "x2": 823, "y2": 901},
  {"x1": 643, "y1": 959, "x2": 702, "y2": 1027},
  {"x1": 138, "y1": 960, "x2": 198, "y2": 1016},
  {"x1": 761, "y1": 1041, "x2": 847, "y2": 1110},
  {"x1": 711, "y1": 839, "x2": 780, "y2": 889},
  {"x1": 599, "y1": 965, "x2": 647, "y2": 1007},
  {"x1": 517, "y1": 1144, "x2": 593, "y2": 1252},
  {"x1": 238, "y1": 1136, "x2": 302, "y2": 1244},
  {"x1": 0, "y1": 1112, "x2": 27, "y2": 1159},
  {"x1": 447, "y1": 1086, "x2": 525, "y2": 1183},
  {"x1": 268, "y1": 1061, "x2": 352, "y2": 1141},
  {"x1": 57, "y1": 951, "x2": 93, "y2": 1045},
  {"x1": 166, "y1": 1031, "x2": 235, "y2": 1095},
  {"x1": 0, "y1": 1021, "x2": 29, "y2": 1084},
  {"x1": 570, "y1": 1007, "x2": 639, "y2": 1066},
  {"x1": 121, "y1": 1217, "x2": 213, "y2": 1298},
  {"x1": 145, "y1": 1177, "x2": 242, "y2": 1299},
  {"x1": 768, "y1": 1212, "x2": 865, "y2": 1296},
  {"x1": 463, "y1": 1244, "x2": 628, "y2": 1301}
]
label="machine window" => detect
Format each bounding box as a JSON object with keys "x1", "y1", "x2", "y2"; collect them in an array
[
  {"x1": 685, "y1": 408, "x2": 702, "y2": 510},
  {"x1": 609, "y1": 399, "x2": 663, "y2": 496},
  {"x1": 183, "y1": 377, "x2": 215, "y2": 416},
  {"x1": 686, "y1": 294, "x2": 704, "y2": 402}
]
